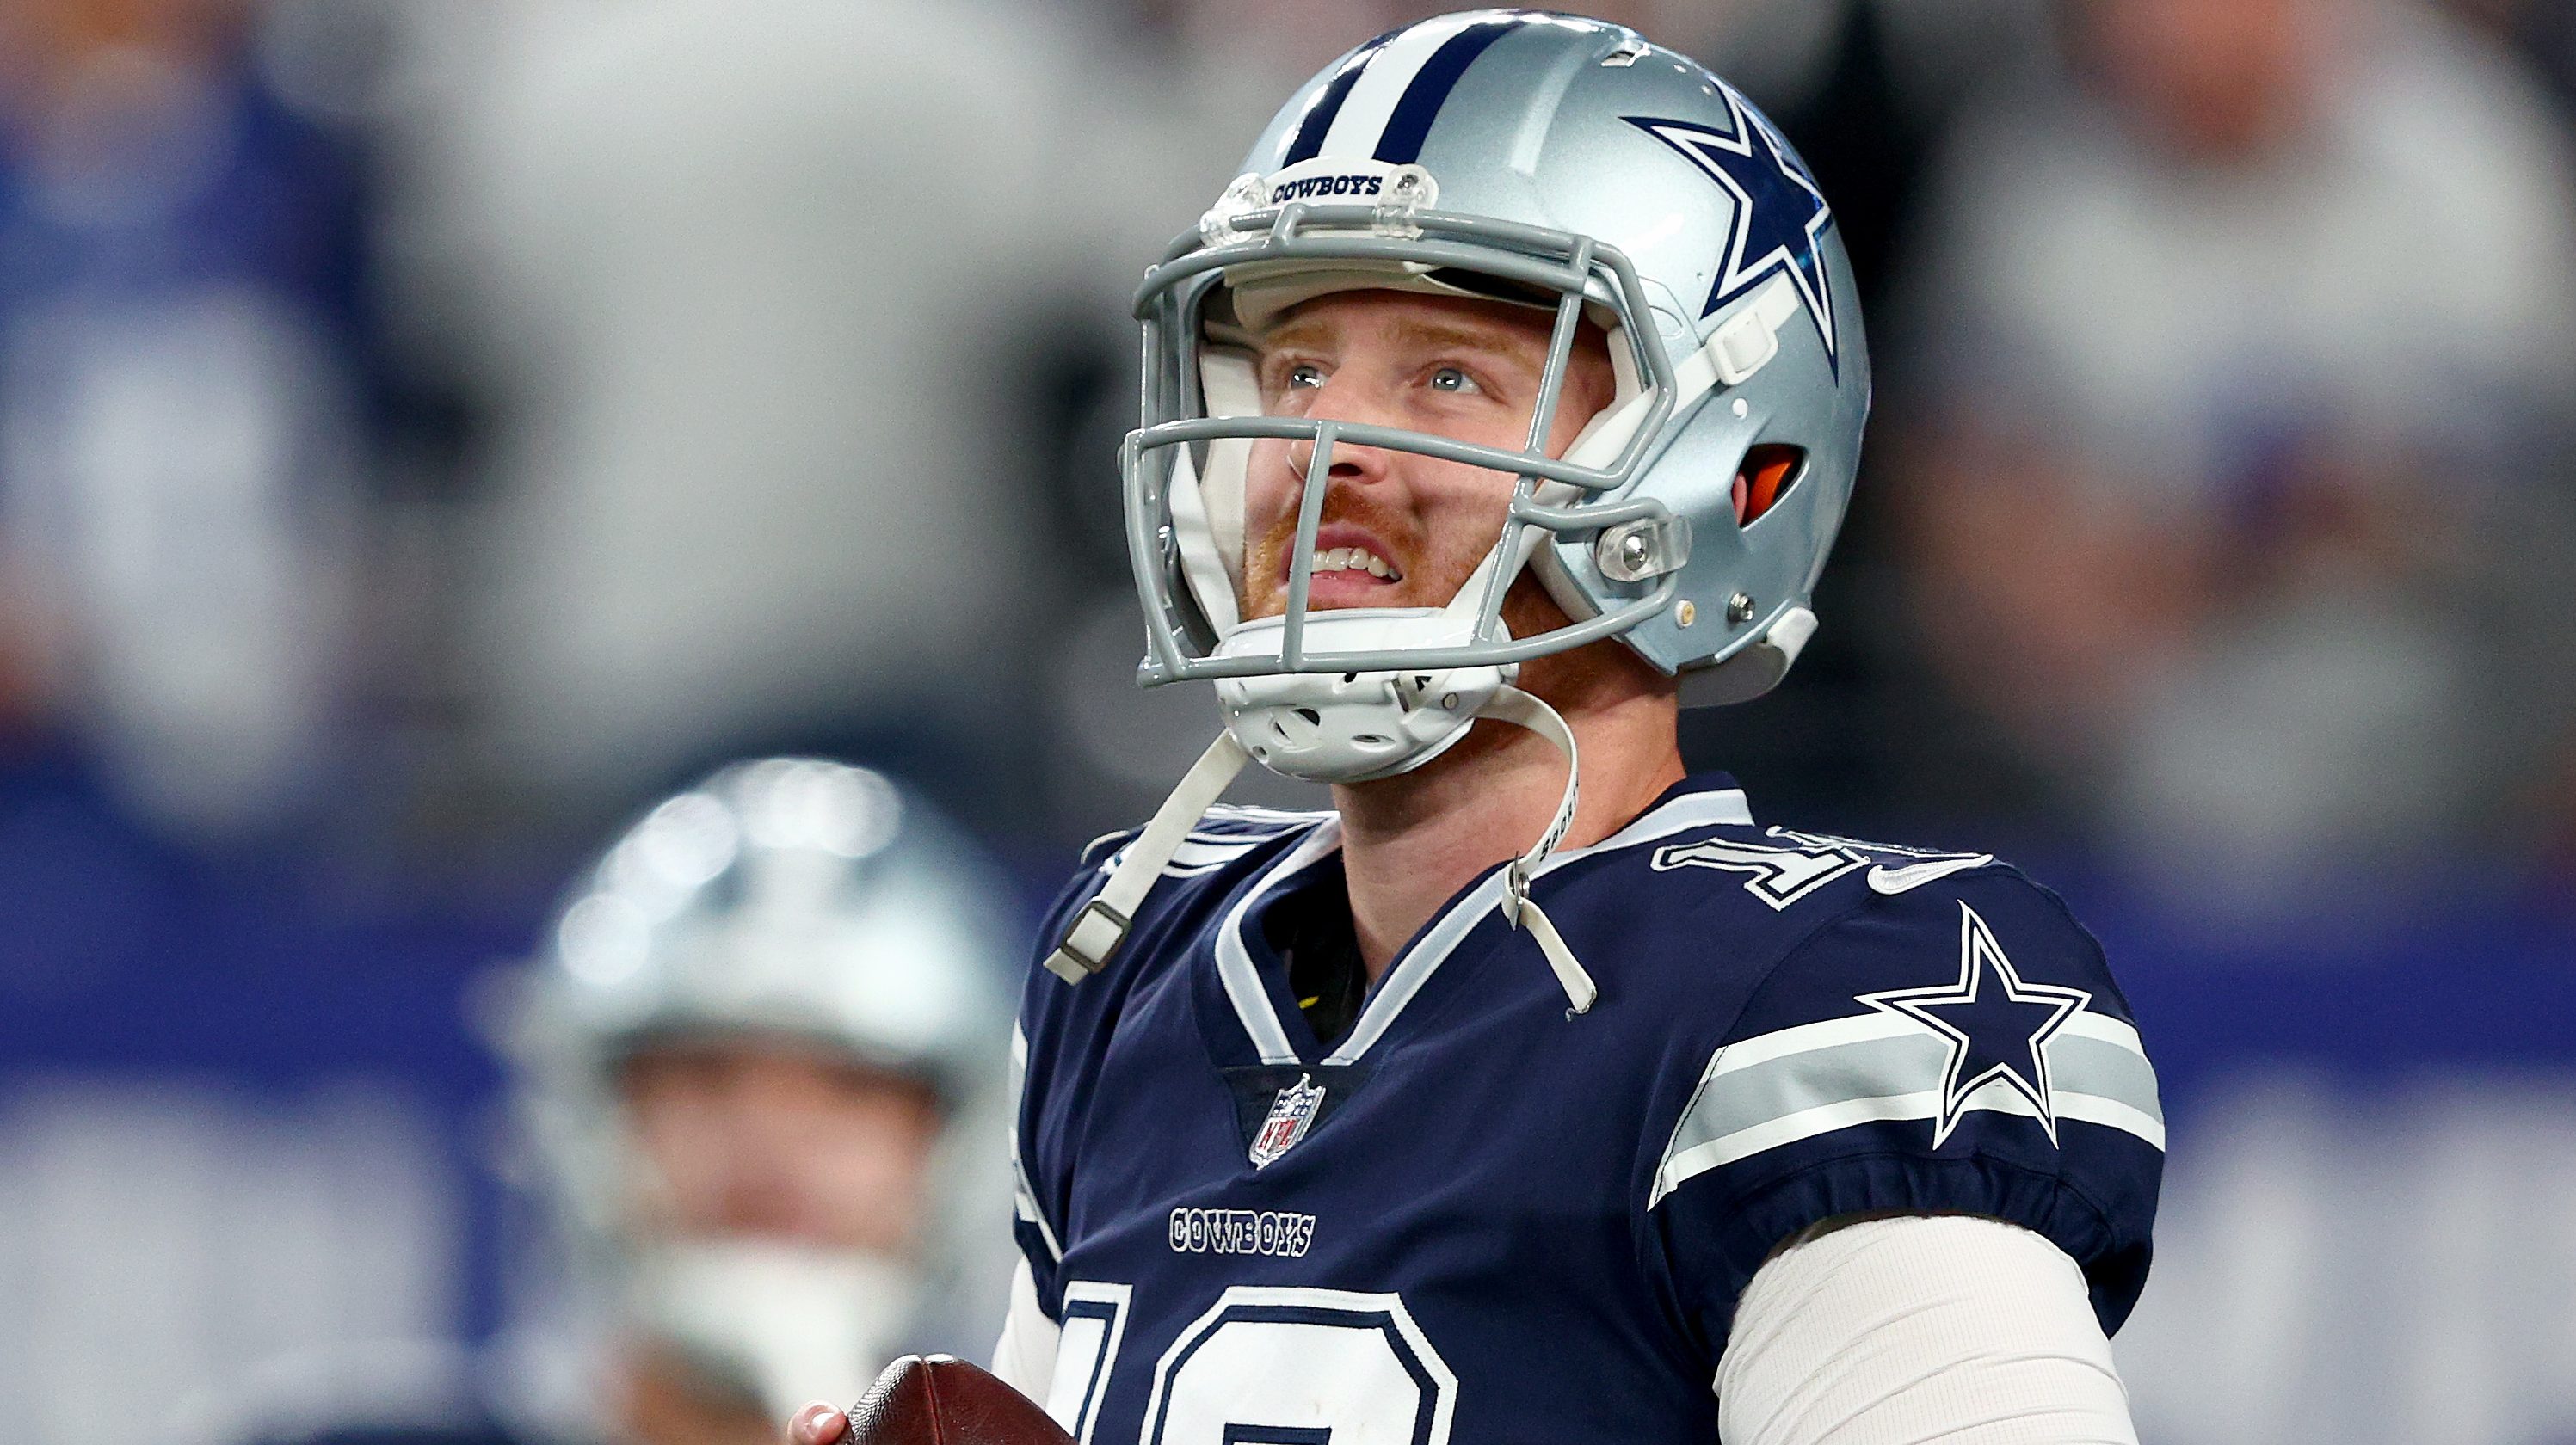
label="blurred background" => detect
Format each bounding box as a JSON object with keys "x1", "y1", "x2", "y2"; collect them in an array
[{"x1": 0, "y1": 0, "x2": 2568, "y2": 1441}]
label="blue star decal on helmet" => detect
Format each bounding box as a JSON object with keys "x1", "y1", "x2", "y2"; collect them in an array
[
  {"x1": 1858, "y1": 902, "x2": 2092, "y2": 1147},
  {"x1": 1624, "y1": 90, "x2": 1839, "y2": 366}
]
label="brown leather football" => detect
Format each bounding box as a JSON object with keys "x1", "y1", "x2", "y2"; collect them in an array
[{"x1": 841, "y1": 1354, "x2": 1075, "y2": 1445}]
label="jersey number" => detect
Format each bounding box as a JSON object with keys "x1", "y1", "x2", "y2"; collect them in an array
[
  {"x1": 1649, "y1": 832, "x2": 1867, "y2": 907},
  {"x1": 1048, "y1": 1284, "x2": 1457, "y2": 1445},
  {"x1": 1649, "y1": 827, "x2": 1990, "y2": 909}
]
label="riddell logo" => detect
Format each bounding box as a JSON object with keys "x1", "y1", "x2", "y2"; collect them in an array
[{"x1": 1268, "y1": 172, "x2": 1385, "y2": 203}]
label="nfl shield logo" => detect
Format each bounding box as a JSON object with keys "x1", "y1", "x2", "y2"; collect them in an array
[{"x1": 1248, "y1": 1073, "x2": 1327, "y2": 1169}]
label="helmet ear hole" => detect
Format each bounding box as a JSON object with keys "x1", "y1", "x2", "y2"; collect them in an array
[{"x1": 1733, "y1": 445, "x2": 1805, "y2": 526}]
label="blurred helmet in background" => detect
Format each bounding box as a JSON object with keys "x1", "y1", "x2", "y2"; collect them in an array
[{"x1": 503, "y1": 757, "x2": 1018, "y2": 1420}]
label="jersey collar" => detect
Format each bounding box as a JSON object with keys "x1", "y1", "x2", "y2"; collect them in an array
[{"x1": 1207, "y1": 776, "x2": 1754, "y2": 1067}]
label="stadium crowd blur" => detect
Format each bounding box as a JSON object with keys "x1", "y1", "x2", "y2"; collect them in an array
[{"x1": 0, "y1": 0, "x2": 2571, "y2": 1442}]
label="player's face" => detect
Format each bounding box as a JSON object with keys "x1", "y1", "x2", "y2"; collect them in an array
[
  {"x1": 618, "y1": 1042, "x2": 943, "y2": 1256},
  {"x1": 1239, "y1": 290, "x2": 1615, "y2": 619}
]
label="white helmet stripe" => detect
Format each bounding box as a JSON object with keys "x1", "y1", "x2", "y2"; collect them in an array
[{"x1": 1316, "y1": 12, "x2": 1496, "y2": 161}]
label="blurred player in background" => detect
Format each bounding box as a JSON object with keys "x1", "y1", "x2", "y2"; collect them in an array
[
  {"x1": 250, "y1": 759, "x2": 1019, "y2": 1445},
  {"x1": 1887, "y1": 0, "x2": 2576, "y2": 910}
]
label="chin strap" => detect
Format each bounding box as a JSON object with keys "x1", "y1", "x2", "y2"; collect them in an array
[
  {"x1": 1481, "y1": 686, "x2": 1598, "y2": 1015},
  {"x1": 1045, "y1": 693, "x2": 1599, "y2": 1016},
  {"x1": 1044, "y1": 731, "x2": 1250, "y2": 983}
]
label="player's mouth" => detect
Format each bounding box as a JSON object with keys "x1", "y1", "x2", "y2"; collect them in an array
[
  {"x1": 1288, "y1": 526, "x2": 1407, "y2": 606},
  {"x1": 1308, "y1": 544, "x2": 1401, "y2": 580}
]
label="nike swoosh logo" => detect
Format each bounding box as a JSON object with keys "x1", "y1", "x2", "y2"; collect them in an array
[{"x1": 1867, "y1": 855, "x2": 1994, "y2": 894}]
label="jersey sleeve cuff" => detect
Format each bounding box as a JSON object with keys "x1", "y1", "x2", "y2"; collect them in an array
[{"x1": 1688, "y1": 1150, "x2": 2149, "y2": 1341}]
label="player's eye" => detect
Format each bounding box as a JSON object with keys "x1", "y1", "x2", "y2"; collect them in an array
[
  {"x1": 1285, "y1": 362, "x2": 1327, "y2": 391},
  {"x1": 1427, "y1": 365, "x2": 1482, "y2": 396}
]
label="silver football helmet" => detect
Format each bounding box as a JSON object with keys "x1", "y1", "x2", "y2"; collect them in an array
[
  {"x1": 503, "y1": 758, "x2": 1017, "y2": 1419},
  {"x1": 1125, "y1": 9, "x2": 1867, "y2": 777},
  {"x1": 1053, "y1": 13, "x2": 1866, "y2": 1012}
]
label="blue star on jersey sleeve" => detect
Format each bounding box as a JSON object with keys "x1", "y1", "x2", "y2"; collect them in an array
[{"x1": 1642, "y1": 870, "x2": 2163, "y2": 1356}]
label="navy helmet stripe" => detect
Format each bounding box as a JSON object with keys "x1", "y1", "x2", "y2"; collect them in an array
[
  {"x1": 1371, "y1": 18, "x2": 1519, "y2": 165},
  {"x1": 1282, "y1": 34, "x2": 1394, "y2": 165}
]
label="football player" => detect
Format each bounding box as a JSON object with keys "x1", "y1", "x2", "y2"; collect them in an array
[
  {"x1": 248, "y1": 759, "x2": 1017, "y2": 1445},
  {"x1": 788, "y1": 12, "x2": 2164, "y2": 1444}
]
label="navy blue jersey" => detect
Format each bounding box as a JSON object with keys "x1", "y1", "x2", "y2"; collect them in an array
[{"x1": 1011, "y1": 777, "x2": 2161, "y2": 1445}]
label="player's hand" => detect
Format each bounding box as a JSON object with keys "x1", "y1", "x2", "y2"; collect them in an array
[{"x1": 787, "y1": 1401, "x2": 847, "y2": 1445}]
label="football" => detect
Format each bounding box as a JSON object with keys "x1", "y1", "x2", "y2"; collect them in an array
[{"x1": 841, "y1": 1354, "x2": 1075, "y2": 1445}]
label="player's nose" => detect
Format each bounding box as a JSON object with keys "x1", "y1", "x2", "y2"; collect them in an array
[
  {"x1": 1285, "y1": 434, "x2": 1389, "y2": 482},
  {"x1": 1284, "y1": 384, "x2": 1397, "y2": 483}
]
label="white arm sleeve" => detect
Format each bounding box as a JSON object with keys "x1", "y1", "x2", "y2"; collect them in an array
[
  {"x1": 989, "y1": 1257, "x2": 1062, "y2": 1405},
  {"x1": 1716, "y1": 1214, "x2": 2138, "y2": 1445}
]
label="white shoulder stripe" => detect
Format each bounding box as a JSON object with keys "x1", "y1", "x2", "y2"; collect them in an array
[
  {"x1": 2061, "y1": 1008, "x2": 2147, "y2": 1057},
  {"x1": 1651, "y1": 1085, "x2": 2166, "y2": 1206},
  {"x1": 1697, "y1": 1008, "x2": 2148, "y2": 1081},
  {"x1": 1649, "y1": 1003, "x2": 2162, "y2": 1208},
  {"x1": 1702, "y1": 1012, "x2": 1920, "y2": 1078}
]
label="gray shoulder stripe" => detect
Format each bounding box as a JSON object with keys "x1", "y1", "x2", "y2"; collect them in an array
[{"x1": 1649, "y1": 1008, "x2": 2162, "y2": 1208}]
